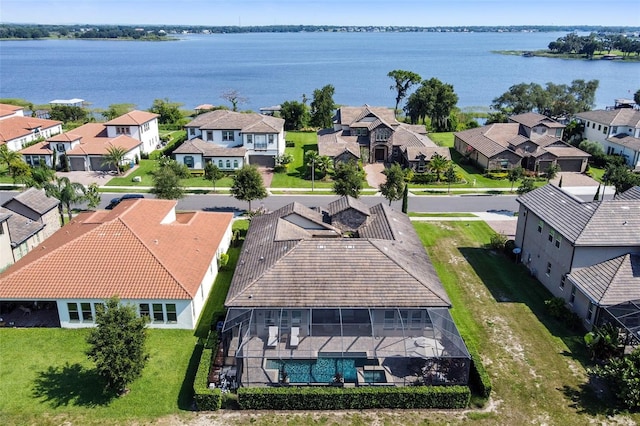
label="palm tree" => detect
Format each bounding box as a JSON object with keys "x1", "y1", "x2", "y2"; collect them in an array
[
  {"x1": 44, "y1": 177, "x2": 86, "y2": 224},
  {"x1": 101, "y1": 145, "x2": 128, "y2": 175},
  {"x1": 0, "y1": 145, "x2": 20, "y2": 172},
  {"x1": 428, "y1": 154, "x2": 449, "y2": 182},
  {"x1": 316, "y1": 155, "x2": 332, "y2": 180}
]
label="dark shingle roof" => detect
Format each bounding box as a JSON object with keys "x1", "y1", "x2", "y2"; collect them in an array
[
  {"x1": 518, "y1": 184, "x2": 640, "y2": 246},
  {"x1": 616, "y1": 186, "x2": 640, "y2": 200},
  {"x1": 172, "y1": 138, "x2": 247, "y2": 157},
  {"x1": 4, "y1": 188, "x2": 59, "y2": 215},
  {"x1": 327, "y1": 196, "x2": 370, "y2": 217},
  {"x1": 568, "y1": 254, "x2": 640, "y2": 306},
  {"x1": 0, "y1": 207, "x2": 44, "y2": 247},
  {"x1": 225, "y1": 197, "x2": 450, "y2": 308},
  {"x1": 575, "y1": 109, "x2": 640, "y2": 127}
]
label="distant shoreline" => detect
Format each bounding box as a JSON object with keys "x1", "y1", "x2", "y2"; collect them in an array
[{"x1": 494, "y1": 49, "x2": 640, "y2": 62}]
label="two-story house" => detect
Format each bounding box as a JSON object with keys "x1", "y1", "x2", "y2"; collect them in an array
[
  {"x1": 20, "y1": 110, "x2": 158, "y2": 171},
  {"x1": 574, "y1": 108, "x2": 640, "y2": 170},
  {"x1": 0, "y1": 188, "x2": 60, "y2": 269},
  {"x1": 317, "y1": 105, "x2": 450, "y2": 169},
  {"x1": 515, "y1": 184, "x2": 640, "y2": 330},
  {"x1": 454, "y1": 112, "x2": 589, "y2": 173},
  {"x1": 178, "y1": 110, "x2": 285, "y2": 169},
  {"x1": 0, "y1": 103, "x2": 63, "y2": 152}
]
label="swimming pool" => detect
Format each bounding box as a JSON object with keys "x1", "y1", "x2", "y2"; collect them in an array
[{"x1": 266, "y1": 358, "x2": 364, "y2": 383}]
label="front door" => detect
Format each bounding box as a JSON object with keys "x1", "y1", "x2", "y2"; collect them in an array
[{"x1": 374, "y1": 147, "x2": 386, "y2": 162}]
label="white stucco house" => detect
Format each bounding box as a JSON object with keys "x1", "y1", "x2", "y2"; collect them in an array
[
  {"x1": 0, "y1": 199, "x2": 234, "y2": 329},
  {"x1": 574, "y1": 107, "x2": 640, "y2": 170},
  {"x1": 180, "y1": 110, "x2": 285, "y2": 169},
  {"x1": 104, "y1": 110, "x2": 160, "y2": 154},
  {"x1": 0, "y1": 103, "x2": 63, "y2": 152}
]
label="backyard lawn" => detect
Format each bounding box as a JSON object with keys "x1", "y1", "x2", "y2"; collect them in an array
[{"x1": 270, "y1": 131, "x2": 335, "y2": 189}]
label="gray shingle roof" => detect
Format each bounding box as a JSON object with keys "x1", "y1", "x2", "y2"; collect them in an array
[
  {"x1": 568, "y1": 254, "x2": 640, "y2": 306},
  {"x1": 4, "y1": 188, "x2": 59, "y2": 215},
  {"x1": 225, "y1": 197, "x2": 450, "y2": 309},
  {"x1": 327, "y1": 196, "x2": 370, "y2": 217},
  {"x1": 509, "y1": 112, "x2": 565, "y2": 129},
  {"x1": 0, "y1": 207, "x2": 44, "y2": 247},
  {"x1": 606, "y1": 133, "x2": 640, "y2": 151},
  {"x1": 575, "y1": 109, "x2": 640, "y2": 127},
  {"x1": 454, "y1": 124, "x2": 518, "y2": 158},
  {"x1": 185, "y1": 110, "x2": 284, "y2": 133},
  {"x1": 317, "y1": 130, "x2": 361, "y2": 158},
  {"x1": 616, "y1": 186, "x2": 640, "y2": 200},
  {"x1": 172, "y1": 138, "x2": 247, "y2": 157},
  {"x1": 518, "y1": 184, "x2": 640, "y2": 246}
]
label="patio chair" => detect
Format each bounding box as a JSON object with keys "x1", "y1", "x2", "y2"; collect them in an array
[
  {"x1": 290, "y1": 326, "x2": 300, "y2": 347},
  {"x1": 268, "y1": 326, "x2": 278, "y2": 347}
]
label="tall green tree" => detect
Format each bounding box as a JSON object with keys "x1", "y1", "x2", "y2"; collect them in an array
[
  {"x1": 279, "y1": 100, "x2": 310, "y2": 130},
  {"x1": 149, "y1": 98, "x2": 183, "y2": 125},
  {"x1": 404, "y1": 78, "x2": 459, "y2": 131},
  {"x1": 333, "y1": 161, "x2": 365, "y2": 198},
  {"x1": 204, "y1": 162, "x2": 225, "y2": 192},
  {"x1": 545, "y1": 163, "x2": 560, "y2": 181},
  {"x1": 230, "y1": 165, "x2": 267, "y2": 211},
  {"x1": 101, "y1": 103, "x2": 135, "y2": 121},
  {"x1": 387, "y1": 70, "x2": 421, "y2": 118},
  {"x1": 309, "y1": 84, "x2": 336, "y2": 129},
  {"x1": 428, "y1": 153, "x2": 449, "y2": 182},
  {"x1": 379, "y1": 163, "x2": 406, "y2": 205},
  {"x1": 44, "y1": 176, "x2": 86, "y2": 223},
  {"x1": 86, "y1": 296, "x2": 149, "y2": 395},
  {"x1": 634, "y1": 89, "x2": 640, "y2": 106},
  {"x1": 0, "y1": 144, "x2": 20, "y2": 171},
  {"x1": 316, "y1": 155, "x2": 332, "y2": 180},
  {"x1": 101, "y1": 145, "x2": 129, "y2": 175},
  {"x1": 517, "y1": 177, "x2": 535, "y2": 195},
  {"x1": 151, "y1": 159, "x2": 186, "y2": 199},
  {"x1": 49, "y1": 105, "x2": 90, "y2": 123},
  {"x1": 84, "y1": 183, "x2": 101, "y2": 209},
  {"x1": 304, "y1": 150, "x2": 320, "y2": 179},
  {"x1": 401, "y1": 182, "x2": 409, "y2": 214}
]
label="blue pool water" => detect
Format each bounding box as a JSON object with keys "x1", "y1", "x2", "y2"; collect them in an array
[{"x1": 267, "y1": 358, "x2": 362, "y2": 383}]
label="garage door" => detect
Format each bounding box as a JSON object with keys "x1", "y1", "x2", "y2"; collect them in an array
[
  {"x1": 557, "y1": 159, "x2": 583, "y2": 172},
  {"x1": 69, "y1": 157, "x2": 86, "y2": 171},
  {"x1": 248, "y1": 155, "x2": 275, "y2": 168},
  {"x1": 90, "y1": 157, "x2": 113, "y2": 172}
]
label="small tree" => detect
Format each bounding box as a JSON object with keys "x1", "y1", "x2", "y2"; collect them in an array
[
  {"x1": 27, "y1": 165, "x2": 55, "y2": 188},
  {"x1": 84, "y1": 183, "x2": 101, "y2": 209},
  {"x1": 401, "y1": 182, "x2": 409, "y2": 214},
  {"x1": 230, "y1": 165, "x2": 267, "y2": 211},
  {"x1": 444, "y1": 164, "x2": 457, "y2": 194},
  {"x1": 507, "y1": 166, "x2": 524, "y2": 192},
  {"x1": 9, "y1": 160, "x2": 31, "y2": 184},
  {"x1": 274, "y1": 153, "x2": 294, "y2": 173},
  {"x1": 44, "y1": 176, "x2": 86, "y2": 223},
  {"x1": 333, "y1": 161, "x2": 365, "y2": 198},
  {"x1": 545, "y1": 163, "x2": 560, "y2": 181},
  {"x1": 517, "y1": 177, "x2": 535, "y2": 195},
  {"x1": 204, "y1": 162, "x2": 225, "y2": 192},
  {"x1": 388, "y1": 69, "x2": 422, "y2": 118},
  {"x1": 101, "y1": 145, "x2": 129, "y2": 175},
  {"x1": 151, "y1": 164, "x2": 185, "y2": 199},
  {"x1": 316, "y1": 155, "x2": 332, "y2": 180},
  {"x1": 379, "y1": 163, "x2": 405, "y2": 205},
  {"x1": 0, "y1": 144, "x2": 20, "y2": 171},
  {"x1": 86, "y1": 297, "x2": 149, "y2": 395},
  {"x1": 428, "y1": 154, "x2": 449, "y2": 182}
]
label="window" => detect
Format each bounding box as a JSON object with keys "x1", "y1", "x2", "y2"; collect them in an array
[
  {"x1": 56, "y1": 143, "x2": 65, "y2": 152},
  {"x1": 598, "y1": 124, "x2": 601, "y2": 131},
  {"x1": 500, "y1": 160, "x2": 509, "y2": 169},
  {"x1": 206, "y1": 131, "x2": 213, "y2": 141},
  {"x1": 189, "y1": 128, "x2": 195, "y2": 136},
  {"x1": 555, "y1": 234, "x2": 561, "y2": 248},
  {"x1": 560, "y1": 274, "x2": 566, "y2": 290},
  {"x1": 375, "y1": 128, "x2": 391, "y2": 141},
  {"x1": 218, "y1": 160, "x2": 223, "y2": 168},
  {"x1": 81, "y1": 302, "x2": 93, "y2": 322},
  {"x1": 116, "y1": 126, "x2": 130, "y2": 135},
  {"x1": 353, "y1": 128, "x2": 367, "y2": 136},
  {"x1": 222, "y1": 131, "x2": 234, "y2": 141},
  {"x1": 586, "y1": 302, "x2": 595, "y2": 322},
  {"x1": 291, "y1": 310, "x2": 302, "y2": 326},
  {"x1": 265, "y1": 310, "x2": 276, "y2": 326},
  {"x1": 140, "y1": 303, "x2": 150, "y2": 319},
  {"x1": 399, "y1": 310, "x2": 409, "y2": 327},
  {"x1": 410, "y1": 311, "x2": 422, "y2": 329},
  {"x1": 537, "y1": 220, "x2": 543, "y2": 233},
  {"x1": 233, "y1": 159, "x2": 238, "y2": 168},
  {"x1": 548, "y1": 229, "x2": 554, "y2": 242},
  {"x1": 603, "y1": 126, "x2": 608, "y2": 135},
  {"x1": 152, "y1": 303, "x2": 164, "y2": 322},
  {"x1": 569, "y1": 285, "x2": 576, "y2": 304},
  {"x1": 246, "y1": 134, "x2": 253, "y2": 144},
  {"x1": 68, "y1": 303, "x2": 79, "y2": 321},
  {"x1": 268, "y1": 134, "x2": 275, "y2": 144},
  {"x1": 384, "y1": 310, "x2": 395, "y2": 329},
  {"x1": 166, "y1": 304, "x2": 177, "y2": 323},
  {"x1": 546, "y1": 262, "x2": 552, "y2": 276},
  {"x1": 555, "y1": 129, "x2": 562, "y2": 137},
  {"x1": 612, "y1": 126, "x2": 618, "y2": 134},
  {"x1": 226, "y1": 160, "x2": 231, "y2": 169},
  {"x1": 184, "y1": 155, "x2": 194, "y2": 168}
]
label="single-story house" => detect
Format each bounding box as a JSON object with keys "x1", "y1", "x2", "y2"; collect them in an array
[
  {"x1": 0, "y1": 188, "x2": 60, "y2": 270},
  {"x1": 183, "y1": 110, "x2": 285, "y2": 168},
  {"x1": 454, "y1": 113, "x2": 589, "y2": 172},
  {"x1": 222, "y1": 196, "x2": 470, "y2": 388},
  {"x1": 515, "y1": 184, "x2": 640, "y2": 331},
  {"x1": 318, "y1": 105, "x2": 450, "y2": 169},
  {"x1": 0, "y1": 199, "x2": 234, "y2": 329},
  {"x1": 173, "y1": 138, "x2": 247, "y2": 171}
]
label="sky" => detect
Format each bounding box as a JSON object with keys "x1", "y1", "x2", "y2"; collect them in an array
[{"x1": 2, "y1": 0, "x2": 640, "y2": 27}]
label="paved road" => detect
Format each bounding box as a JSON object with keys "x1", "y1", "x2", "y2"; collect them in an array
[{"x1": 0, "y1": 190, "x2": 519, "y2": 213}]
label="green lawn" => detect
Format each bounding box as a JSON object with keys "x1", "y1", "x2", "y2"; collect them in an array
[
  {"x1": 270, "y1": 131, "x2": 335, "y2": 189},
  {"x1": 0, "y1": 328, "x2": 198, "y2": 425},
  {"x1": 428, "y1": 131, "x2": 455, "y2": 148},
  {"x1": 408, "y1": 212, "x2": 476, "y2": 217}
]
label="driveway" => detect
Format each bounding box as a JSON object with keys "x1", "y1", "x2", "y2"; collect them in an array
[
  {"x1": 56, "y1": 167, "x2": 137, "y2": 187},
  {"x1": 364, "y1": 163, "x2": 385, "y2": 189}
]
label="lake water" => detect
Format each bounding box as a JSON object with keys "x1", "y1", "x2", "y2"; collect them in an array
[{"x1": 1, "y1": 32, "x2": 638, "y2": 112}]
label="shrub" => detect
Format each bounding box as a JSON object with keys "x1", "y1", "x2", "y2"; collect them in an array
[
  {"x1": 285, "y1": 140, "x2": 295, "y2": 148},
  {"x1": 466, "y1": 341, "x2": 492, "y2": 400},
  {"x1": 193, "y1": 341, "x2": 222, "y2": 411},
  {"x1": 545, "y1": 297, "x2": 583, "y2": 331},
  {"x1": 411, "y1": 173, "x2": 438, "y2": 184},
  {"x1": 218, "y1": 253, "x2": 229, "y2": 270},
  {"x1": 237, "y1": 385, "x2": 470, "y2": 410},
  {"x1": 485, "y1": 172, "x2": 508, "y2": 180},
  {"x1": 488, "y1": 232, "x2": 508, "y2": 250}
]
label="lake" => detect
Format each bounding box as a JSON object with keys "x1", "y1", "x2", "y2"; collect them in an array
[{"x1": 0, "y1": 32, "x2": 638, "y2": 112}]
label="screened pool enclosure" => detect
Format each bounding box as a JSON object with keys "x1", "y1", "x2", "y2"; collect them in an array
[{"x1": 222, "y1": 307, "x2": 471, "y2": 387}]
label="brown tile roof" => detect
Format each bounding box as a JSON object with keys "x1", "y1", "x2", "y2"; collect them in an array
[
  {"x1": 172, "y1": 138, "x2": 247, "y2": 157},
  {"x1": 225, "y1": 197, "x2": 450, "y2": 309},
  {"x1": 542, "y1": 145, "x2": 591, "y2": 159},
  {"x1": 185, "y1": 110, "x2": 284, "y2": 133},
  {"x1": 47, "y1": 132, "x2": 82, "y2": 143},
  {"x1": 568, "y1": 254, "x2": 640, "y2": 306},
  {"x1": 62, "y1": 123, "x2": 142, "y2": 156},
  {"x1": 317, "y1": 130, "x2": 361, "y2": 159},
  {"x1": 20, "y1": 141, "x2": 53, "y2": 155},
  {"x1": 454, "y1": 125, "x2": 516, "y2": 158},
  {"x1": 0, "y1": 103, "x2": 23, "y2": 118},
  {"x1": 391, "y1": 125, "x2": 438, "y2": 149},
  {"x1": 509, "y1": 112, "x2": 565, "y2": 129},
  {"x1": 337, "y1": 106, "x2": 398, "y2": 128},
  {"x1": 0, "y1": 116, "x2": 62, "y2": 143},
  {"x1": 105, "y1": 110, "x2": 159, "y2": 126},
  {"x1": 0, "y1": 200, "x2": 233, "y2": 300}
]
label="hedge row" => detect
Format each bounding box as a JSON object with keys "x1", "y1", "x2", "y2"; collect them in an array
[
  {"x1": 466, "y1": 341, "x2": 492, "y2": 399},
  {"x1": 238, "y1": 385, "x2": 470, "y2": 410},
  {"x1": 192, "y1": 343, "x2": 222, "y2": 411}
]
